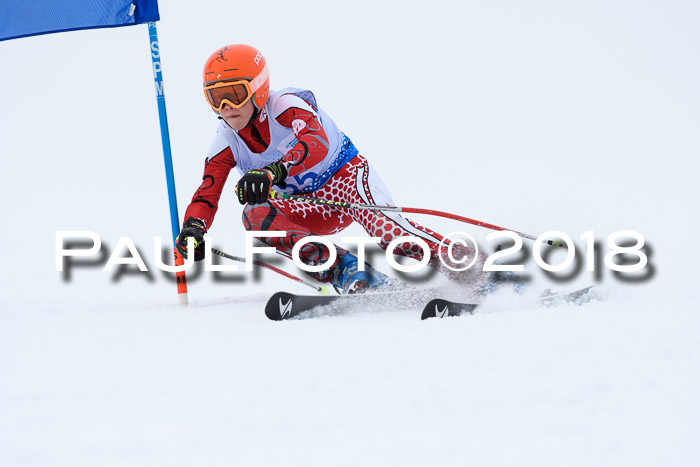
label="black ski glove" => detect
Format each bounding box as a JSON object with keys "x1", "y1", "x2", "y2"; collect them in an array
[
  {"x1": 176, "y1": 217, "x2": 206, "y2": 261},
  {"x1": 236, "y1": 161, "x2": 288, "y2": 205}
]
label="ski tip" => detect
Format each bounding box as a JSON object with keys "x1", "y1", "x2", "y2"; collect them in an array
[
  {"x1": 421, "y1": 299, "x2": 439, "y2": 320},
  {"x1": 264, "y1": 292, "x2": 291, "y2": 321},
  {"x1": 421, "y1": 299, "x2": 477, "y2": 320}
]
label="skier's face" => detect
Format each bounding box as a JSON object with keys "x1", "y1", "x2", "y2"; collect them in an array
[{"x1": 219, "y1": 99, "x2": 255, "y2": 130}]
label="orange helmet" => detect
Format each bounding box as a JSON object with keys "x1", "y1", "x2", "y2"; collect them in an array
[{"x1": 202, "y1": 44, "x2": 270, "y2": 110}]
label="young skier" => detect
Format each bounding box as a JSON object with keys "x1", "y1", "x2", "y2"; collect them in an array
[{"x1": 176, "y1": 44, "x2": 490, "y2": 294}]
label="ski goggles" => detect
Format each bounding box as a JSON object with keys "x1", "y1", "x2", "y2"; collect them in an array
[{"x1": 203, "y1": 65, "x2": 269, "y2": 111}]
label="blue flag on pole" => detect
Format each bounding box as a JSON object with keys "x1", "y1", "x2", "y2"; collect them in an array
[
  {"x1": 0, "y1": 0, "x2": 159, "y2": 41},
  {"x1": 2, "y1": 0, "x2": 188, "y2": 304}
]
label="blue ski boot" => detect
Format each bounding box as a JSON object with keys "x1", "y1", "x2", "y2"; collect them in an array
[{"x1": 331, "y1": 252, "x2": 395, "y2": 295}]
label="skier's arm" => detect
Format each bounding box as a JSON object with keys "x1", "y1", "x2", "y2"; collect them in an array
[
  {"x1": 183, "y1": 146, "x2": 236, "y2": 230},
  {"x1": 237, "y1": 97, "x2": 330, "y2": 204},
  {"x1": 272, "y1": 95, "x2": 331, "y2": 178}
]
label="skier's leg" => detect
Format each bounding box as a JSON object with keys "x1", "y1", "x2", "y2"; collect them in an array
[
  {"x1": 241, "y1": 160, "x2": 398, "y2": 293},
  {"x1": 242, "y1": 153, "x2": 508, "y2": 294},
  {"x1": 316, "y1": 154, "x2": 500, "y2": 294},
  {"x1": 242, "y1": 199, "x2": 350, "y2": 283}
]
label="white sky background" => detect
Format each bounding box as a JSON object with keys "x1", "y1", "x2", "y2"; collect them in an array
[
  {"x1": 1, "y1": 3, "x2": 699, "y2": 466},
  {"x1": 0, "y1": 0, "x2": 698, "y2": 304}
]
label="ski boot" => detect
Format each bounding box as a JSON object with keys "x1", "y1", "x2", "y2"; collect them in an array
[{"x1": 331, "y1": 252, "x2": 395, "y2": 295}]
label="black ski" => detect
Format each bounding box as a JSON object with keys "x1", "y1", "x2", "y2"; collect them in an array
[
  {"x1": 421, "y1": 300, "x2": 478, "y2": 320},
  {"x1": 265, "y1": 292, "x2": 341, "y2": 320},
  {"x1": 266, "y1": 285, "x2": 596, "y2": 321},
  {"x1": 420, "y1": 285, "x2": 596, "y2": 320},
  {"x1": 264, "y1": 288, "x2": 437, "y2": 321}
]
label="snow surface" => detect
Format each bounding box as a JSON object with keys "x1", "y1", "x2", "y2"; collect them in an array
[{"x1": 1, "y1": 1, "x2": 699, "y2": 466}]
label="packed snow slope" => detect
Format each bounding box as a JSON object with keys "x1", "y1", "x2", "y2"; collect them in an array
[{"x1": 1, "y1": 1, "x2": 699, "y2": 466}]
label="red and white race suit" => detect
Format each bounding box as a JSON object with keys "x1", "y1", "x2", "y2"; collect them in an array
[{"x1": 184, "y1": 88, "x2": 489, "y2": 287}]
